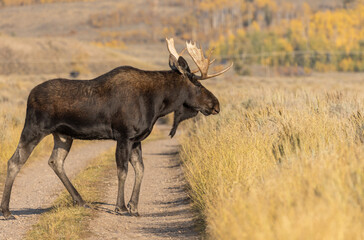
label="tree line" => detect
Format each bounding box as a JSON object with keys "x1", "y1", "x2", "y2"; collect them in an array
[{"x1": 177, "y1": 0, "x2": 364, "y2": 73}]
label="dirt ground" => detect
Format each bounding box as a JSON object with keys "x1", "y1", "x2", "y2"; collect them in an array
[{"x1": 87, "y1": 126, "x2": 198, "y2": 240}]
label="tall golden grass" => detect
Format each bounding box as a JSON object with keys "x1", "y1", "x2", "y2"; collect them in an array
[{"x1": 180, "y1": 74, "x2": 364, "y2": 239}]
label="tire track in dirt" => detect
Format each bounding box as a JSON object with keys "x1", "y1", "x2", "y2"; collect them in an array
[
  {"x1": 0, "y1": 140, "x2": 115, "y2": 240},
  {"x1": 87, "y1": 127, "x2": 198, "y2": 240}
]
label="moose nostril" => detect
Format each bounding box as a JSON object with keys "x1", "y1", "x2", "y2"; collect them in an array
[{"x1": 213, "y1": 106, "x2": 220, "y2": 114}]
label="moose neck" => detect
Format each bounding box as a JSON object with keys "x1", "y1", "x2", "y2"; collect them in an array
[{"x1": 155, "y1": 71, "x2": 190, "y2": 118}]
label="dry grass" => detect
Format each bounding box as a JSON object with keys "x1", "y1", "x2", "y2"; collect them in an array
[
  {"x1": 0, "y1": 35, "x2": 156, "y2": 76},
  {"x1": 0, "y1": 0, "x2": 95, "y2": 7},
  {"x1": 180, "y1": 73, "x2": 364, "y2": 239}
]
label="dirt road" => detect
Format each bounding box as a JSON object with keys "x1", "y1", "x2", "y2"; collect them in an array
[
  {"x1": 87, "y1": 128, "x2": 198, "y2": 239},
  {"x1": 0, "y1": 140, "x2": 115, "y2": 240}
]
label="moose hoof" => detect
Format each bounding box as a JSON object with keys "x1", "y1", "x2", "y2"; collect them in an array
[
  {"x1": 5, "y1": 215, "x2": 16, "y2": 220},
  {"x1": 127, "y1": 203, "x2": 140, "y2": 217},
  {"x1": 82, "y1": 203, "x2": 91, "y2": 209},
  {"x1": 3, "y1": 212, "x2": 16, "y2": 220},
  {"x1": 73, "y1": 199, "x2": 86, "y2": 207},
  {"x1": 129, "y1": 211, "x2": 140, "y2": 217},
  {"x1": 115, "y1": 206, "x2": 128, "y2": 213}
]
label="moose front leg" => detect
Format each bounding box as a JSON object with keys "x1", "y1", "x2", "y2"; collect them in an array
[
  {"x1": 115, "y1": 140, "x2": 132, "y2": 213},
  {"x1": 128, "y1": 142, "x2": 144, "y2": 216}
]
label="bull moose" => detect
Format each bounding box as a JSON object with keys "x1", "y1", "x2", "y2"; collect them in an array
[{"x1": 0, "y1": 38, "x2": 232, "y2": 219}]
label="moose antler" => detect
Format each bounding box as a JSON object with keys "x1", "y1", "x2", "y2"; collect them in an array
[
  {"x1": 166, "y1": 38, "x2": 186, "y2": 60},
  {"x1": 186, "y1": 41, "x2": 233, "y2": 80},
  {"x1": 190, "y1": 59, "x2": 216, "y2": 73}
]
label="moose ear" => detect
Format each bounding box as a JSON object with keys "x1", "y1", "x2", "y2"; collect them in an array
[
  {"x1": 169, "y1": 54, "x2": 179, "y2": 72},
  {"x1": 177, "y1": 56, "x2": 191, "y2": 73},
  {"x1": 169, "y1": 55, "x2": 190, "y2": 75}
]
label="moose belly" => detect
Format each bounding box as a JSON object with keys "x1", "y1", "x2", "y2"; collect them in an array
[
  {"x1": 54, "y1": 122, "x2": 114, "y2": 140},
  {"x1": 44, "y1": 104, "x2": 114, "y2": 140}
]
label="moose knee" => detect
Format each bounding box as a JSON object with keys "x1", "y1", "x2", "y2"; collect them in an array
[
  {"x1": 48, "y1": 158, "x2": 63, "y2": 171},
  {"x1": 117, "y1": 166, "x2": 128, "y2": 180},
  {"x1": 48, "y1": 159, "x2": 55, "y2": 168},
  {"x1": 7, "y1": 160, "x2": 20, "y2": 175}
]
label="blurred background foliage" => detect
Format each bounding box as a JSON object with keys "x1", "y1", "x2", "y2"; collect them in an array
[
  {"x1": 0, "y1": 0, "x2": 363, "y2": 75},
  {"x1": 207, "y1": 0, "x2": 364, "y2": 75}
]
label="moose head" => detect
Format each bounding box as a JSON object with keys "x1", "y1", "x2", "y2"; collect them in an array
[{"x1": 166, "y1": 38, "x2": 233, "y2": 136}]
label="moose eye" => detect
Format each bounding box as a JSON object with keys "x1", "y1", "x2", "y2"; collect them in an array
[
  {"x1": 195, "y1": 85, "x2": 202, "y2": 94},
  {"x1": 195, "y1": 82, "x2": 202, "y2": 89}
]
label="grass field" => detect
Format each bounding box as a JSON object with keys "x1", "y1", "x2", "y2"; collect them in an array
[{"x1": 180, "y1": 73, "x2": 364, "y2": 239}]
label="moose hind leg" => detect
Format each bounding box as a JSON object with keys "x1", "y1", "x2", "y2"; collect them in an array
[
  {"x1": 48, "y1": 134, "x2": 86, "y2": 207},
  {"x1": 1, "y1": 133, "x2": 44, "y2": 219},
  {"x1": 128, "y1": 142, "x2": 144, "y2": 217}
]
